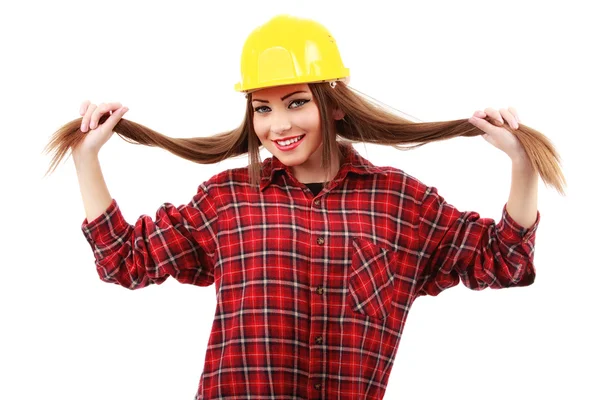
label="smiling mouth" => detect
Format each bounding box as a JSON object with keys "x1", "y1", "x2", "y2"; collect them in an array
[{"x1": 274, "y1": 134, "x2": 305, "y2": 146}]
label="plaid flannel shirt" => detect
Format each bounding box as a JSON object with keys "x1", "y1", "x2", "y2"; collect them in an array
[{"x1": 82, "y1": 141, "x2": 540, "y2": 399}]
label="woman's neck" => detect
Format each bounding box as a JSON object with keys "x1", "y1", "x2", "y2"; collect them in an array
[{"x1": 293, "y1": 148, "x2": 341, "y2": 183}]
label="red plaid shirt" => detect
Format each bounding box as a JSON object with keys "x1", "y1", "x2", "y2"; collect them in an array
[{"x1": 81, "y1": 141, "x2": 540, "y2": 399}]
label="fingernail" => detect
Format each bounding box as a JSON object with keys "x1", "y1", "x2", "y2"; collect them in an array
[
  {"x1": 89, "y1": 121, "x2": 96, "y2": 129},
  {"x1": 81, "y1": 123, "x2": 87, "y2": 132}
]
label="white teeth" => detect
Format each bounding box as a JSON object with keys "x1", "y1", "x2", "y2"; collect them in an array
[{"x1": 277, "y1": 135, "x2": 303, "y2": 146}]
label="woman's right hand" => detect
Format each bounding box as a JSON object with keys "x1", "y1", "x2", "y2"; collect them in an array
[{"x1": 73, "y1": 100, "x2": 129, "y2": 159}]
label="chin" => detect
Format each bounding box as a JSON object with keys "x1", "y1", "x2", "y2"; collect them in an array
[{"x1": 273, "y1": 151, "x2": 309, "y2": 165}]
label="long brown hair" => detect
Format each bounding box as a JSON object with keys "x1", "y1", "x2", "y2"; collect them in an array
[{"x1": 43, "y1": 81, "x2": 566, "y2": 195}]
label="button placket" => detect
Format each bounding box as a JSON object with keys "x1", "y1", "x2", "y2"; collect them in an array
[{"x1": 309, "y1": 201, "x2": 326, "y2": 397}]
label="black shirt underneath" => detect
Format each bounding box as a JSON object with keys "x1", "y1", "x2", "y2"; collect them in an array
[{"x1": 305, "y1": 182, "x2": 325, "y2": 196}]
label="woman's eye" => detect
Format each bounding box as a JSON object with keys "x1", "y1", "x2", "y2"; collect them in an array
[
  {"x1": 290, "y1": 99, "x2": 309, "y2": 108},
  {"x1": 254, "y1": 106, "x2": 270, "y2": 113},
  {"x1": 254, "y1": 99, "x2": 309, "y2": 114}
]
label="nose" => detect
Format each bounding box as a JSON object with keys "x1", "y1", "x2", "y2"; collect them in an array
[{"x1": 270, "y1": 113, "x2": 292, "y2": 135}]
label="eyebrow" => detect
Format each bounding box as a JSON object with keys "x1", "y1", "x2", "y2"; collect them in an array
[{"x1": 252, "y1": 90, "x2": 308, "y2": 103}]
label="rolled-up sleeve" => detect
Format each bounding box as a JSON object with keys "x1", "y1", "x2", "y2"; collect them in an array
[
  {"x1": 80, "y1": 183, "x2": 219, "y2": 290},
  {"x1": 416, "y1": 185, "x2": 540, "y2": 297}
]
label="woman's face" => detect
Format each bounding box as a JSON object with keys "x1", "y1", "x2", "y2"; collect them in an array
[{"x1": 251, "y1": 83, "x2": 323, "y2": 168}]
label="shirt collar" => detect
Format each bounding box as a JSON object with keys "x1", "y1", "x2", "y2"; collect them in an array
[{"x1": 259, "y1": 141, "x2": 389, "y2": 192}]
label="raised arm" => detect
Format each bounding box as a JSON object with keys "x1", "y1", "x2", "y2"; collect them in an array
[
  {"x1": 415, "y1": 184, "x2": 540, "y2": 297},
  {"x1": 73, "y1": 100, "x2": 127, "y2": 222},
  {"x1": 73, "y1": 101, "x2": 218, "y2": 289},
  {"x1": 80, "y1": 184, "x2": 219, "y2": 290}
]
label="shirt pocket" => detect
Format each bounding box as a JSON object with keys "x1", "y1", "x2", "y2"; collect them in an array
[{"x1": 347, "y1": 237, "x2": 400, "y2": 320}]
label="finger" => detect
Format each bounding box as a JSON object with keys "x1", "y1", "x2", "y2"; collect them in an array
[
  {"x1": 81, "y1": 104, "x2": 97, "y2": 132},
  {"x1": 508, "y1": 106, "x2": 520, "y2": 123},
  {"x1": 103, "y1": 102, "x2": 123, "y2": 111},
  {"x1": 499, "y1": 108, "x2": 519, "y2": 129},
  {"x1": 468, "y1": 115, "x2": 495, "y2": 133},
  {"x1": 102, "y1": 106, "x2": 129, "y2": 132},
  {"x1": 89, "y1": 102, "x2": 122, "y2": 130},
  {"x1": 80, "y1": 100, "x2": 91, "y2": 116},
  {"x1": 89, "y1": 103, "x2": 107, "y2": 130},
  {"x1": 484, "y1": 107, "x2": 504, "y2": 126}
]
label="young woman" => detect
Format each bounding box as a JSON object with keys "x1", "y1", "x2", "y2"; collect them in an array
[{"x1": 45, "y1": 13, "x2": 563, "y2": 400}]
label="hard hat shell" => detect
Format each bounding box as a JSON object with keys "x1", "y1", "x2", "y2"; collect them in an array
[{"x1": 234, "y1": 14, "x2": 350, "y2": 92}]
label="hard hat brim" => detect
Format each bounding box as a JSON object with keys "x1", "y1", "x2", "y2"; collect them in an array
[{"x1": 235, "y1": 76, "x2": 350, "y2": 94}]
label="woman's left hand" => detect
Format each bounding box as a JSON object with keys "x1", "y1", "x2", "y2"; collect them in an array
[{"x1": 468, "y1": 107, "x2": 526, "y2": 161}]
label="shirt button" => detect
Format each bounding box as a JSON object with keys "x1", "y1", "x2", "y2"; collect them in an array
[
  {"x1": 316, "y1": 286, "x2": 324, "y2": 295},
  {"x1": 314, "y1": 199, "x2": 321, "y2": 206},
  {"x1": 314, "y1": 383, "x2": 322, "y2": 390},
  {"x1": 315, "y1": 336, "x2": 323, "y2": 344},
  {"x1": 317, "y1": 237, "x2": 324, "y2": 245}
]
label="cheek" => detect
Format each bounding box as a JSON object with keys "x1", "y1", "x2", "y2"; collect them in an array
[
  {"x1": 293, "y1": 108, "x2": 321, "y2": 131},
  {"x1": 252, "y1": 117, "x2": 268, "y2": 138}
]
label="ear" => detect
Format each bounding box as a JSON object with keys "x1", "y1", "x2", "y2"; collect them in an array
[{"x1": 332, "y1": 108, "x2": 345, "y2": 121}]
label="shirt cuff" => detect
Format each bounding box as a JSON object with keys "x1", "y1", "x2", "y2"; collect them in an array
[
  {"x1": 80, "y1": 199, "x2": 131, "y2": 250},
  {"x1": 497, "y1": 202, "x2": 540, "y2": 245}
]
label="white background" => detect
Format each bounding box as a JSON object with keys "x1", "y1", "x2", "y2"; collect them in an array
[{"x1": 1, "y1": 0, "x2": 598, "y2": 399}]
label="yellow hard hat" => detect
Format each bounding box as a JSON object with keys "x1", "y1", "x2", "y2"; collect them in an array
[{"x1": 234, "y1": 14, "x2": 350, "y2": 92}]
